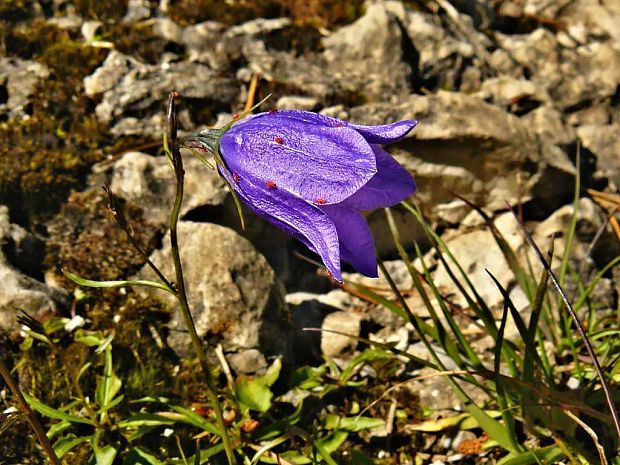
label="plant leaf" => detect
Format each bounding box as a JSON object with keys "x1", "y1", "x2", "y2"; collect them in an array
[
  {"x1": 53, "y1": 434, "x2": 91, "y2": 458},
  {"x1": 63, "y1": 269, "x2": 174, "y2": 294},
  {"x1": 24, "y1": 394, "x2": 95, "y2": 425},
  {"x1": 235, "y1": 377, "x2": 273, "y2": 413}
]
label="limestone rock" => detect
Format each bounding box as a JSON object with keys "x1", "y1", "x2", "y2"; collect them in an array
[
  {"x1": 241, "y1": 43, "x2": 340, "y2": 104},
  {"x1": 92, "y1": 152, "x2": 228, "y2": 226},
  {"x1": 348, "y1": 91, "x2": 575, "y2": 224},
  {"x1": 123, "y1": 0, "x2": 152, "y2": 22},
  {"x1": 385, "y1": 2, "x2": 482, "y2": 91},
  {"x1": 477, "y1": 76, "x2": 550, "y2": 108},
  {"x1": 0, "y1": 206, "x2": 66, "y2": 336},
  {"x1": 320, "y1": 311, "x2": 363, "y2": 359},
  {"x1": 0, "y1": 58, "x2": 49, "y2": 118},
  {"x1": 494, "y1": 29, "x2": 620, "y2": 109},
  {"x1": 83, "y1": 51, "x2": 239, "y2": 137},
  {"x1": 139, "y1": 222, "x2": 290, "y2": 358},
  {"x1": 520, "y1": 106, "x2": 575, "y2": 147},
  {"x1": 577, "y1": 124, "x2": 620, "y2": 190},
  {"x1": 432, "y1": 212, "x2": 525, "y2": 309},
  {"x1": 323, "y1": 2, "x2": 413, "y2": 101},
  {"x1": 534, "y1": 198, "x2": 620, "y2": 270},
  {"x1": 276, "y1": 95, "x2": 319, "y2": 111}
]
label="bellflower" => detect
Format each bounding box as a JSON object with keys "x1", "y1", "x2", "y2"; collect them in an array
[{"x1": 187, "y1": 110, "x2": 417, "y2": 282}]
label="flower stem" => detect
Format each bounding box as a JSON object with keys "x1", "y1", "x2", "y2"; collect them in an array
[
  {"x1": 167, "y1": 92, "x2": 236, "y2": 465},
  {"x1": 0, "y1": 358, "x2": 62, "y2": 465}
]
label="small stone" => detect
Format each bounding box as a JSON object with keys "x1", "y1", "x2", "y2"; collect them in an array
[
  {"x1": 320, "y1": 310, "x2": 363, "y2": 358},
  {"x1": 577, "y1": 124, "x2": 620, "y2": 189},
  {"x1": 81, "y1": 21, "x2": 103, "y2": 43},
  {"x1": 123, "y1": 0, "x2": 151, "y2": 22},
  {"x1": 0, "y1": 58, "x2": 49, "y2": 118},
  {"x1": 276, "y1": 96, "x2": 319, "y2": 111},
  {"x1": 0, "y1": 206, "x2": 67, "y2": 336},
  {"x1": 227, "y1": 349, "x2": 268, "y2": 375}
]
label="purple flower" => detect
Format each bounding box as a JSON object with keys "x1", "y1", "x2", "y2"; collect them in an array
[{"x1": 190, "y1": 110, "x2": 417, "y2": 282}]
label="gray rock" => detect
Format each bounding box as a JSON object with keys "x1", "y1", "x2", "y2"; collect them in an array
[
  {"x1": 83, "y1": 51, "x2": 239, "y2": 137},
  {"x1": 525, "y1": 0, "x2": 620, "y2": 43},
  {"x1": 494, "y1": 29, "x2": 620, "y2": 109},
  {"x1": 91, "y1": 151, "x2": 228, "y2": 226},
  {"x1": 225, "y1": 17, "x2": 292, "y2": 38},
  {"x1": 321, "y1": 310, "x2": 363, "y2": 359},
  {"x1": 183, "y1": 21, "x2": 226, "y2": 66},
  {"x1": 534, "y1": 198, "x2": 619, "y2": 307},
  {"x1": 84, "y1": 50, "x2": 136, "y2": 96},
  {"x1": 577, "y1": 124, "x2": 620, "y2": 190},
  {"x1": 566, "y1": 104, "x2": 611, "y2": 127},
  {"x1": 138, "y1": 222, "x2": 290, "y2": 358},
  {"x1": 323, "y1": 2, "x2": 412, "y2": 101},
  {"x1": 0, "y1": 58, "x2": 49, "y2": 118},
  {"x1": 403, "y1": 366, "x2": 488, "y2": 416},
  {"x1": 520, "y1": 105, "x2": 575, "y2": 147},
  {"x1": 227, "y1": 349, "x2": 269, "y2": 375},
  {"x1": 477, "y1": 76, "x2": 550, "y2": 108},
  {"x1": 242, "y1": 43, "x2": 340, "y2": 103},
  {"x1": 0, "y1": 206, "x2": 66, "y2": 336},
  {"x1": 535, "y1": 198, "x2": 620, "y2": 271},
  {"x1": 286, "y1": 290, "x2": 354, "y2": 362},
  {"x1": 432, "y1": 211, "x2": 525, "y2": 309},
  {"x1": 348, "y1": 91, "x2": 575, "y2": 224},
  {"x1": 385, "y1": 2, "x2": 482, "y2": 91},
  {"x1": 123, "y1": 0, "x2": 152, "y2": 22},
  {"x1": 209, "y1": 18, "x2": 295, "y2": 72},
  {"x1": 276, "y1": 95, "x2": 320, "y2": 111},
  {"x1": 153, "y1": 18, "x2": 184, "y2": 44}
]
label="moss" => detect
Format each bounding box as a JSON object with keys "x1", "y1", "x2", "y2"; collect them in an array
[
  {"x1": 102, "y1": 21, "x2": 181, "y2": 64},
  {"x1": 74, "y1": 0, "x2": 129, "y2": 21},
  {"x1": 0, "y1": 116, "x2": 104, "y2": 226},
  {"x1": 0, "y1": 0, "x2": 33, "y2": 23},
  {"x1": 45, "y1": 189, "x2": 160, "y2": 288},
  {"x1": 0, "y1": 20, "x2": 77, "y2": 59},
  {"x1": 168, "y1": 0, "x2": 365, "y2": 29},
  {"x1": 0, "y1": 21, "x2": 111, "y2": 226}
]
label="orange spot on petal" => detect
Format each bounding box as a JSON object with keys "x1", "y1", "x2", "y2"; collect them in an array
[
  {"x1": 232, "y1": 173, "x2": 240, "y2": 183},
  {"x1": 314, "y1": 197, "x2": 327, "y2": 205},
  {"x1": 274, "y1": 136, "x2": 284, "y2": 144},
  {"x1": 266, "y1": 180, "x2": 277, "y2": 189}
]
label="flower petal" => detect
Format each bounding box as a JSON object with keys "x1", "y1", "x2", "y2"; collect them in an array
[
  {"x1": 221, "y1": 167, "x2": 343, "y2": 281},
  {"x1": 321, "y1": 205, "x2": 378, "y2": 278},
  {"x1": 255, "y1": 110, "x2": 417, "y2": 144},
  {"x1": 220, "y1": 112, "x2": 376, "y2": 205},
  {"x1": 349, "y1": 119, "x2": 418, "y2": 144},
  {"x1": 342, "y1": 145, "x2": 416, "y2": 211}
]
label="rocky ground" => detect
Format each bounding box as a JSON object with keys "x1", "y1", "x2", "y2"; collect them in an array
[{"x1": 1, "y1": 0, "x2": 620, "y2": 463}]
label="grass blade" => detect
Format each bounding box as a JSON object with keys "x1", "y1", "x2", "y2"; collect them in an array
[{"x1": 508, "y1": 205, "x2": 620, "y2": 444}]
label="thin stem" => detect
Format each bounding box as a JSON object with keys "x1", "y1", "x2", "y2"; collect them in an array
[
  {"x1": 103, "y1": 185, "x2": 175, "y2": 292},
  {"x1": 0, "y1": 358, "x2": 62, "y2": 465},
  {"x1": 167, "y1": 92, "x2": 236, "y2": 465}
]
